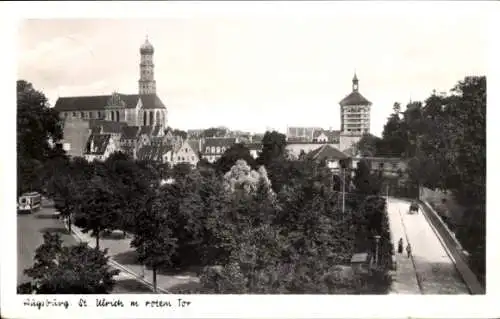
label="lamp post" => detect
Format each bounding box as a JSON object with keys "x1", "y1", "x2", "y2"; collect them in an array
[
  {"x1": 342, "y1": 167, "x2": 346, "y2": 215},
  {"x1": 374, "y1": 235, "x2": 381, "y2": 267}
]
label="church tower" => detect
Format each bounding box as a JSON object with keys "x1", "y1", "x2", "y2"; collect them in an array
[{"x1": 138, "y1": 36, "x2": 156, "y2": 95}]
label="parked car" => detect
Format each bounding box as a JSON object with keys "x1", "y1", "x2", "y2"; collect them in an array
[{"x1": 409, "y1": 201, "x2": 419, "y2": 214}]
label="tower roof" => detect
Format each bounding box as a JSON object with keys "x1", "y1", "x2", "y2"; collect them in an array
[
  {"x1": 339, "y1": 73, "x2": 371, "y2": 106},
  {"x1": 140, "y1": 36, "x2": 154, "y2": 54},
  {"x1": 339, "y1": 91, "x2": 372, "y2": 106}
]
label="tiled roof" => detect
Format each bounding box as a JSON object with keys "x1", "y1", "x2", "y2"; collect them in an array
[
  {"x1": 137, "y1": 144, "x2": 172, "y2": 162},
  {"x1": 151, "y1": 125, "x2": 162, "y2": 136},
  {"x1": 203, "y1": 137, "x2": 237, "y2": 148},
  {"x1": 54, "y1": 93, "x2": 165, "y2": 112},
  {"x1": 85, "y1": 134, "x2": 111, "y2": 155},
  {"x1": 137, "y1": 125, "x2": 164, "y2": 137},
  {"x1": 120, "y1": 126, "x2": 140, "y2": 140},
  {"x1": 187, "y1": 139, "x2": 201, "y2": 153},
  {"x1": 307, "y1": 144, "x2": 349, "y2": 161},
  {"x1": 343, "y1": 146, "x2": 358, "y2": 157},
  {"x1": 339, "y1": 91, "x2": 372, "y2": 106},
  {"x1": 89, "y1": 120, "x2": 127, "y2": 134}
]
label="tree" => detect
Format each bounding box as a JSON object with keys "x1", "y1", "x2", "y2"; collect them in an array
[
  {"x1": 355, "y1": 134, "x2": 382, "y2": 157},
  {"x1": 131, "y1": 188, "x2": 178, "y2": 292},
  {"x1": 353, "y1": 159, "x2": 381, "y2": 195},
  {"x1": 257, "y1": 131, "x2": 287, "y2": 166},
  {"x1": 215, "y1": 143, "x2": 256, "y2": 173},
  {"x1": 17, "y1": 80, "x2": 64, "y2": 195},
  {"x1": 41, "y1": 156, "x2": 80, "y2": 232},
  {"x1": 223, "y1": 160, "x2": 271, "y2": 194},
  {"x1": 20, "y1": 232, "x2": 119, "y2": 294},
  {"x1": 392, "y1": 102, "x2": 401, "y2": 115},
  {"x1": 73, "y1": 174, "x2": 119, "y2": 250},
  {"x1": 172, "y1": 129, "x2": 188, "y2": 140}
]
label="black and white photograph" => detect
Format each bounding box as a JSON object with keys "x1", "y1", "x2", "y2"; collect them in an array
[{"x1": 1, "y1": 1, "x2": 496, "y2": 318}]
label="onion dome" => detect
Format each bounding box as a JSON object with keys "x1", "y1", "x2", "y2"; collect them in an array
[{"x1": 140, "y1": 36, "x2": 154, "y2": 54}]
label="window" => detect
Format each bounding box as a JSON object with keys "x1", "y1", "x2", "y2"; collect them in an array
[
  {"x1": 185, "y1": 148, "x2": 188, "y2": 152},
  {"x1": 177, "y1": 156, "x2": 180, "y2": 160},
  {"x1": 206, "y1": 147, "x2": 210, "y2": 153},
  {"x1": 80, "y1": 112, "x2": 84, "y2": 118},
  {"x1": 221, "y1": 147, "x2": 226, "y2": 153},
  {"x1": 182, "y1": 157, "x2": 185, "y2": 161},
  {"x1": 211, "y1": 146, "x2": 216, "y2": 153},
  {"x1": 392, "y1": 163, "x2": 398, "y2": 170},
  {"x1": 191, "y1": 156, "x2": 194, "y2": 161},
  {"x1": 73, "y1": 112, "x2": 77, "y2": 117},
  {"x1": 216, "y1": 146, "x2": 220, "y2": 153}
]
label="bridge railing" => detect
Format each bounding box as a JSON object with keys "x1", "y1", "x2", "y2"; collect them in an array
[{"x1": 419, "y1": 199, "x2": 485, "y2": 294}]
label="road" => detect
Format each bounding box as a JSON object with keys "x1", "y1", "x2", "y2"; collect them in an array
[
  {"x1": 387, "y1": 197, "x2": 469, "y2": 294},
  {"x1": 17, "y1": 199, "x2": 151, "y2": 294}
]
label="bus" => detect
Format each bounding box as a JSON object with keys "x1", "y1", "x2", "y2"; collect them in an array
[{"x1": 18, "y1": 192, "x2": 42, "y2": 214}]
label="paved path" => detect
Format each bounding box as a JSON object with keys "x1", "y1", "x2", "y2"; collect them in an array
[
  {"x1": 69, "y1": 224, "x2": 200, "y2": 294},
  {"x1": 387, "y1": 197, "x2": 469, "y2": 294},
  {"x1": 17, "y1": 199, "x2": 151, "y2": 294}
]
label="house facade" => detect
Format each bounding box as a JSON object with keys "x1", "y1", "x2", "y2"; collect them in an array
[
  {"x1": 201, "y1": 137, "x2": 237, "y2": 163},
  {"x1": 83, "y1": 134, "x2": 118, "y2": 162},
  {"x1": 171, "y1": 140, "x2": 201, "y2": 167}
]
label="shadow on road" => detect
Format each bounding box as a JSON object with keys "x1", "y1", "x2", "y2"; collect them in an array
[
  {"x1": 113, "y1": 250, "x2": 139, "y2": 265},
  {"x1": 113, "y1": 279, "x2": 152, "y2": 294},
  {"x1": 35, "y1": 213, "x2": 59, "y2": 220},
  {"x1": 157, "y1": 265, "x2": 201, "y2": 277},
  {"x1": 168, "y1": 280, "x2": 202, "y2": 294},
  {"x1": 101, "y1": 231, "x2": 128, "y2": 240}
]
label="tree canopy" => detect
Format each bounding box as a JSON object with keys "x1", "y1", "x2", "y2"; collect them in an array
[
  {"x1": 20, "y1": 232, "x2": 119, "y2": 294},
  {"x1": 17, "y1": 80, "x2": 65, "y2": 195}
]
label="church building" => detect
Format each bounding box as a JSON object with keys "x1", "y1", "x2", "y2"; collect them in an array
[{"x1": 54, "y1": 37, "x2": 168, "y2": 129}]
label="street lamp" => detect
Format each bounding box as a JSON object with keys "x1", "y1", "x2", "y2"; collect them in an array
[{"x1": 374, "y1": 235, "x2": 381, "y2": 267}]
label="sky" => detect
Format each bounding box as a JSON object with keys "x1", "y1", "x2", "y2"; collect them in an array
[{"x1": 17, "y1": 3, "x2": 488, "y2": 136}]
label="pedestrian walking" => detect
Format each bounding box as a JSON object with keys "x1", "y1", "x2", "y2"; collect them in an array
[
  {"x1": 406, "y1": 243, "x2": 412, "y2": 258},
  {"x1": 398, "y1": 238, "x2": 403, "y2": 254}
]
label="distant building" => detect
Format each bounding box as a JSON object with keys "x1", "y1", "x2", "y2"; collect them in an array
[
  {"x1": 286, "y1": 127, "x2": 322, "y2": 142},
  {"x1": 83, "y1": 134, "x2": 118, "y2": 162},
  {"x1": 171, "y1": 139, "x2": 201, "y2": 167},
  {"x1": 312, "y1": 129, "x2": 340, "y2": 143},
  {"x1": 339, "y1": 73, "x2": 372, "y2": 150},
  {"x1": 286, "y1": 73, "x2": 373, "y2": 153},
  {"x1": 244, "y1": 143, "x2": 263, "y2": 159},
  {"x1": 54, "y1": 37, "x2": 168, "y2": 130},
  {"x1": 137, "y1": 144, "x2": 172, "y2": 164},
  {"x1": 119, "y1": 126, "x2": 140, "y2": 159},
  {"x1": 352, "y1": 156, "x2": 408, "y2": 179},
  {"x1": 61, "y1": 117, "x2": 91, "y2": 158},
  {"x1": 305, "y1": 144, "x2": 349, "y2": 171},
  {"x1": 201, "y1": 137, "x2": 237, "y2": 163}
]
